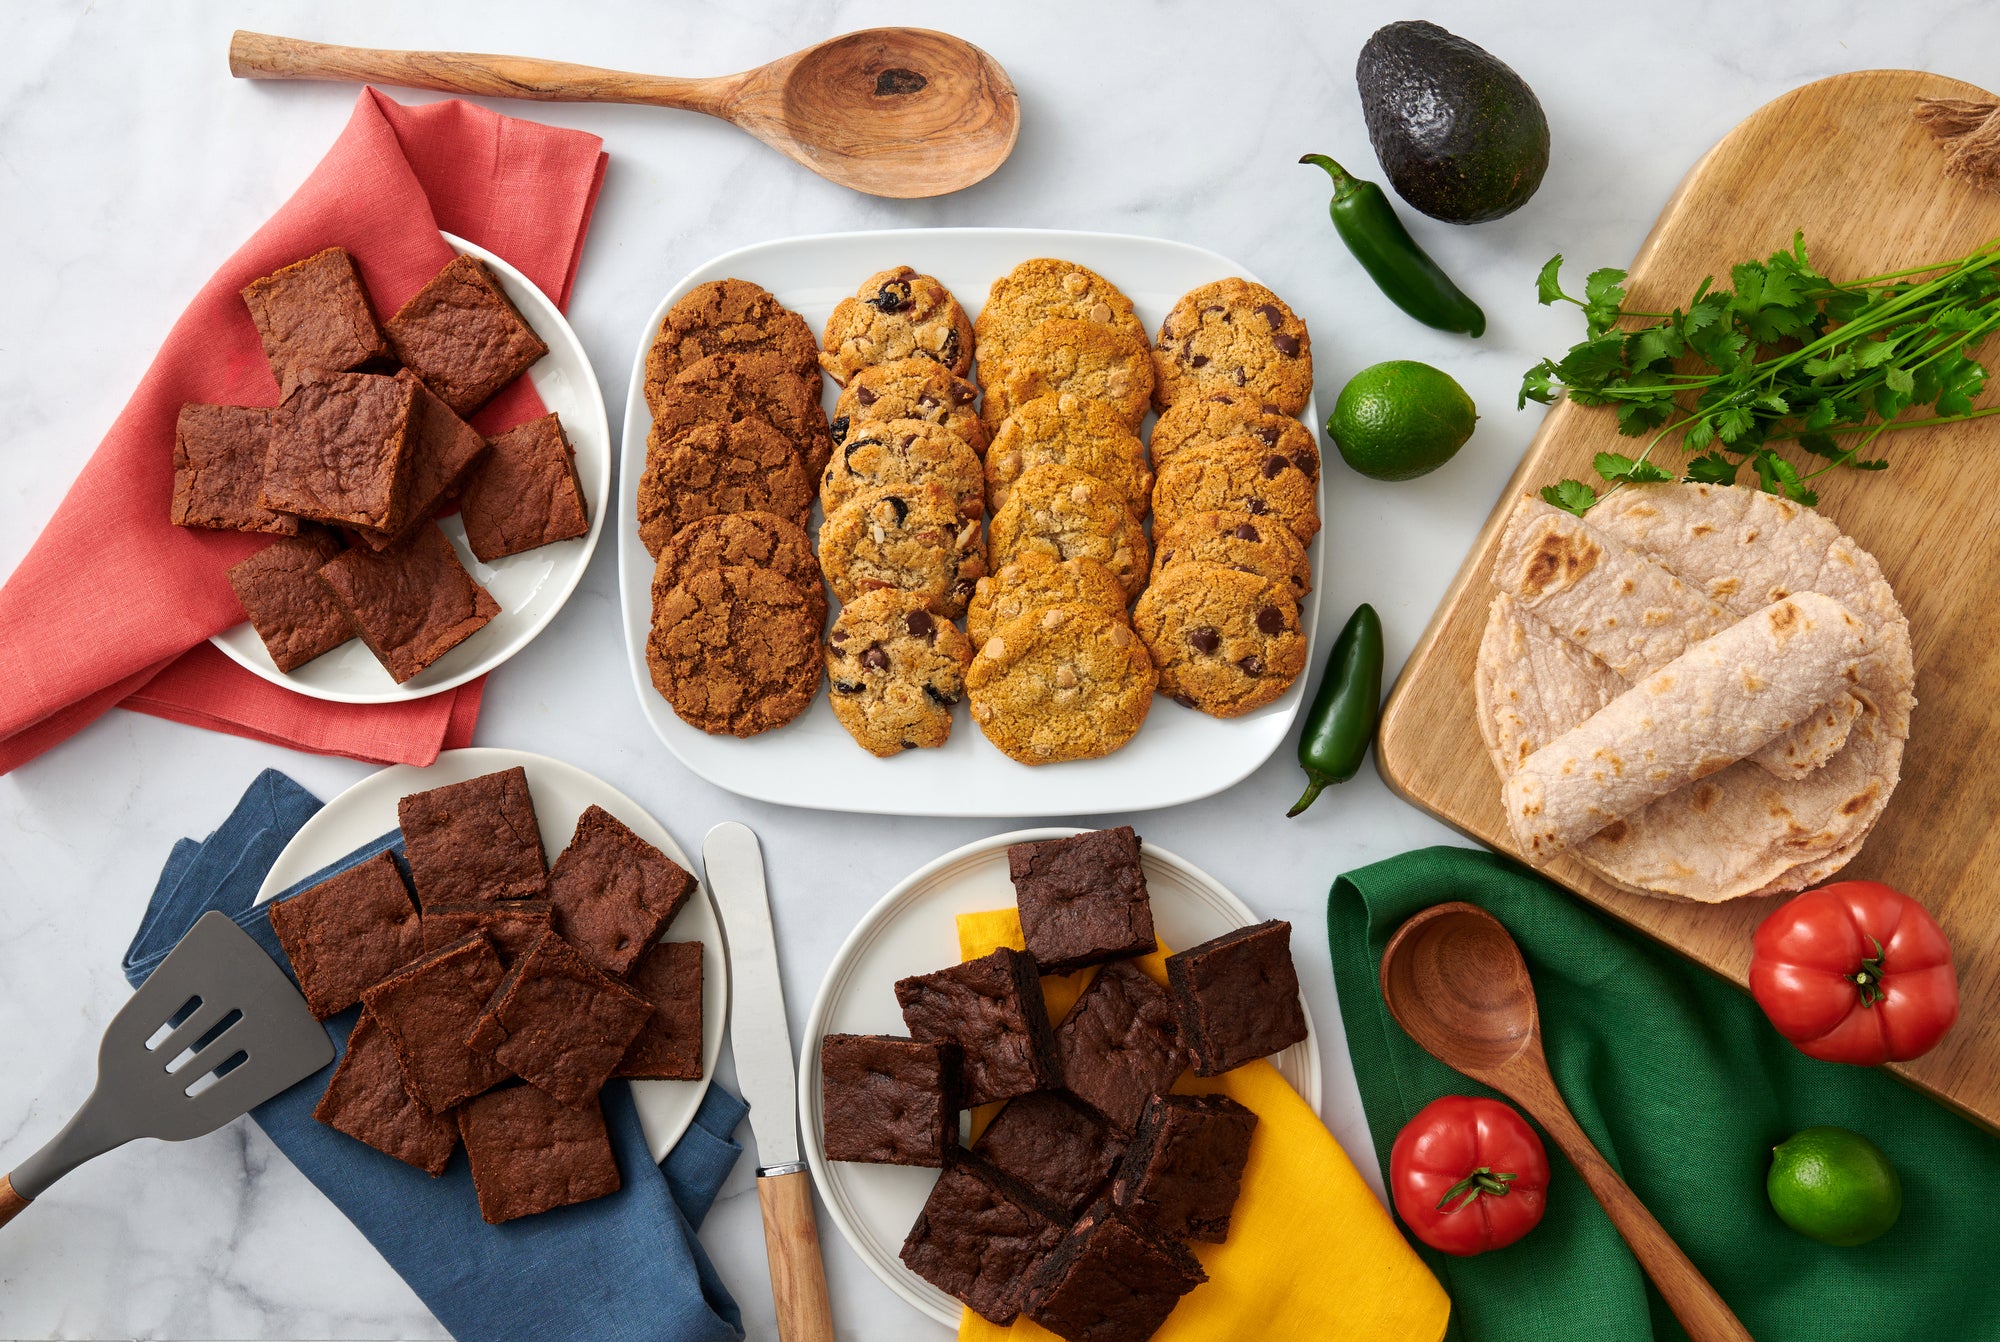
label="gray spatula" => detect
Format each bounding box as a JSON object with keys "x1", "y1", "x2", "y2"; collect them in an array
[{"x1": 0, "y1": 910, "x2": 334, "y2": 1227}]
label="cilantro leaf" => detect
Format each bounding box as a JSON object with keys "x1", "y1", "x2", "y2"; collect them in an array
[
  {"x1": 1541, "y1": 479, "x2": 1598, "y2": 516},
  {"x1": 1594, "y1": 451, "x2": 1674, "y2": 485},
  {"x1": 1535, "y1": 255, "x2": 1569, "y2": 306},
  {"x1": 1685, "y1": 452, "x2": 1739, "y2": 484}
]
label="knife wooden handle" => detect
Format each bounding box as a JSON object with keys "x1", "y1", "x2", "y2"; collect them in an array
[
  {"x1": 756, "y1": 1169, "x2": 834, "y2": 1341},
  {"x1": 0, "y1": 1175, "x2": 29, "y2": 1228}
]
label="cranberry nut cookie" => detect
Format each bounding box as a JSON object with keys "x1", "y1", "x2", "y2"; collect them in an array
[
  {"x1": 825, "y1": 589, "x2": 974, "y2": 757},
  {"x1": 820, "y1": 266, "x2": 975, "y2": 385}
]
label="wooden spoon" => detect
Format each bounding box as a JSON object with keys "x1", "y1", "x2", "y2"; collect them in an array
[
  {"x1": 228, "y1": 28, "x2": 1019, "y2": 199},
  {"x1": 1380, "y1": 902, "x2": 1755, "y2": 1342}
]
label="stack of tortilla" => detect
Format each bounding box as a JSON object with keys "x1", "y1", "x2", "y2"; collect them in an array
[{"x1": 1474, "y1": 483, "x2": 1915, "y2": 902}]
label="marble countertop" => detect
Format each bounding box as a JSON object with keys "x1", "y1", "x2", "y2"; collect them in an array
[{"x1": 2, "y1": 2, "x2": 1987, "y2": 1337}]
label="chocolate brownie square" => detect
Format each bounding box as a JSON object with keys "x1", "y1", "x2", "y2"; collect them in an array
[
  {"x1": 361, "y1": 934, "x2": 512, "y2": 1112},
  {"x1": 352, "y1": 371, "x2": 491, "y2": 551},
  {"x1": 422, "y1": 899, "x2": 553, "y2": 966},
  {"x1": 240, "y1": 246, "x2": 392, "y2": 390},
  {"x1": 544, "y1": 805, "x2": 697, "y2": 977},
  {"x1": 397, "y1": 766, "x2": 549, "y2": 904},
  {"x1": 1053, "y1": 961, "x2": 1187, "y2": 1135},
  {"x1": 267, "y1": 850, "x2": 422, "y2": 1019},
  {"x1": 466, "y1": 928, "x2": 652, "y2": 1109},
  {"x1": 1164, "y1": 920, "x2": 1308, "y2": 1076},
  {"x1": 900, "y1": 1153, "x2": 1069, "y2": 1325},
  {"x1": 316, "y1": 523, "x2": 500, "y2": 684},
  {"x1": 458, "y1": 1083, "x2": 621, "y2": 1225},
  {"x1": 385, "y1": 255, "x2": 549, "y2": 418},
  {"x1": 972, "y1": 1091, "x2": 1126, "y2": 1216},
  {"x1": 616, "y1": 941, "x2": 705, "y2": 1081},
  {"x1": 896, "y1": 947, "x2": 1060, "y2": 1107},
  {"x1": 171, "y1": 403, "x2": 298, "y2": 535},
  {"x1": 459, "y1": 413, "x2": 590, "y2": 563},
  {"x1": 262, "y1": 369, "x2": 419, "y2": 531},
  {"x1": 1110, "y1": 1093, "x2": 1256, "y2": 1243},
  {"x1": 1008, "y1": 827, "x2": 1156, "y2": 973},
  {"x1": 313, "y1": 1010, "x2": 458, "y2": 1175},
  {"x1": 819, "y1": 1034, "x2": 958, "y2": 1167},
  {"x1": 225, "y1": 528, "x2": 354, "y2": 672},
  {"x1": 1022, "y1": 1201, "x2": 1207, "y2": 1342}
]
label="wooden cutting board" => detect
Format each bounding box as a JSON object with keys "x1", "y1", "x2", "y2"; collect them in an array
[{"x1": 1377, "y1": 69, "x2": 2000, "y2": 1133}]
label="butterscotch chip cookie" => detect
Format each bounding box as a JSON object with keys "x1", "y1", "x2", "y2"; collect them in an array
[
  {"x1": 644, "y1": 279, "x2": 819, "y2": 405},
  {"x1": 652, "y1": 510, "x2": 825, "y2": 627},
  {"x1": 968, "y1": 551, "x2": 1129, "y2": 649},
  {"x1": 1151, "y1": 511, "x2": 1313, "y2": 599},
  {"x1": 1152, "y1": 279, "x2": 1313, "y2": 414},
  {"x1": 820, "y1": 266, "x2": 975, "y2": 385},
  {"x1": 965, "y1": 604, "x2": 1156, "y2": 764},
  {"x1": 1151, "y1": 435, "x2": 1321, "y2": 547},
  {"x1": 820, "y1": 417, "x2": 984, "y2": 523},
  {"x1": 1149, "y1": 391, "x2": 1319, "y2": 473},
  {"x1": 986, "y1": 464, "x2": 1150, "y2": 601},
  {"x1": 973, "y1": 258, "x2": 1148, "y2": 376},
  {"x1": 650, "y1": 350, "x2": 834, "y2": 479},
  {"x1": 637, "y1": 415, "x2": 813, "y2": 557},
  {"x1": 825, "y1": 589, "x2": 973, "y2": 757},
  {"x1": 834, "y1": 358, "x2": 988, "y2": 456},
  {"x1": 986, "y1": 320, "x2": 1155, "y2": 431},
  {"x1": 818, "y1": 484, "x2": 986, "y2": 618},
  {"x1": 986, "y1": 394, "x2": 1153, "y2": 519},
  {"x1": 1133, "y1": 562, "x2": 1307, "y2": 718},
  {"x1": 647, "y1": 565, "x2": 822, "y2": 737}
]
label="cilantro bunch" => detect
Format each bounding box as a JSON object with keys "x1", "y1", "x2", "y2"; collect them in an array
[{"x1": 1521, "y1": 233, "x2": 2000, "y2": 514}]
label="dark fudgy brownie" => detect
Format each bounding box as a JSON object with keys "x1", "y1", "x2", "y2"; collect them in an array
[
  {"x1": 543, "y1": 805, "x2": 697, "y2": 977},
  {"x1": 896, "y1": 947, "x2": 1060, "y2": 1107},
  {"x1": 239, "y1": 246, "x2": 392, "y2": 390},
  {"x1": 267, "y1": 850, "x2": 423, "y2": 1019},
  {"x1": 1110, "y1": 1093, "x2": 1256, "y2": 1243},
  {"x1": 458, "y1": 1084, "x2": 621, "y2": 1225},
  {"x1": 361, "y1": 934, "x2": 512, "y2": 1113},
  {"x1": 1164, "y1": 920, "x2": 1307, "y2": 1076},
  {"x1": 616, "y1": 941, "x2": 705, "y2": 1081},
  {"x1": 466, "y1": 928, "x2": 652, "y2": 1109},
  {"x1": 352, "y1": 371, "x2": 490, "y2": 551},
  {"x1": 397, "y1": 766, "x2": 549, "y2": 904},
  {"x1": 1022, "y1": 1200, "x2": 1207, "y2": 1342},
  {"x1": 171, "y1": 404, "x2": 297, "y2": 535},
  {"x1": 313, "y1": 1010, "x2": 458, "y2": 1175},
  {"x1": 421, "y1": 900, "x2": 552, "y2": 966},
  {"x1": 819, "y1": 1033, "x2": 959, "y2": 1167},
  {"x1": 900, "y1": 1153, "x2": 1069, "y2": 1325},
  {"x1": 316, "y1": 523, "x2": 500, "y2": 684},
  {"x1": 384, "y1": 255, "x2": 549, "y2": 418},
  {"x1": 1053, "y1": 961, "x2": 1186, "y2": 1135},
  {"x1": 458, "y1": 413, "x2": 590, "y2": 563},
  {"x1": 972, "y1": 1091, "x2": 1126, "y2": 1216},
  {"x1": 1008, "y1": 827, "x2": 1156, "y2": 973},
  {"x1": 225, "y1": 529, "x2": 354, "y2": 673},
  {"x1": 261, "y1": 370, "x2": 419, "y2": 532}
]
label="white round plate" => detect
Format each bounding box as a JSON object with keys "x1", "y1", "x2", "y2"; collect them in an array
[
  {"x1": 798, "y1": 828, "x2": 1321, "y2": 1328},
  {"x1": 256, "y1": 747, "x2": 724, "y2": 1163},
  {"x1": 213, "y1": 234, "x2": 610, "y2": 704},
  {"x1": 616, "y1": 228, "x2": 1325, "y2": 816}
]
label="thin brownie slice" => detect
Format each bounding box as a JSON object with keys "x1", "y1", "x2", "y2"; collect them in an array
[
  {"x1": 171, "y1": 404, "x2": 297, "y2": 535},
  {"x1": 262, "y1": 369, "x2": 419, "y2": 532},
  {"x1": 266, "y1": 850, "x2": 422, "y2": 1019},
  {"x1": 819, "y1": 1034, "x2": 958, "y2": 1167},
  {"x1": 422, "y1": 900, "x2": 552, "y2": 966},
  {"x1": 385, "y1": 255, "x2": 549, "y2": 418},
  {"x1": 362, "y1": 934, "x2": 512, "y2": 1112},
  {"x1": 225, "y1": 528, "x2": 354, "y2": 672},
  {"x1": 240, "y1": 246, "x2": 392, "y2": 390},
  {"x1": 616, "y1": 941, "x2": 705, "y2": 1081},
  {"x1": 544, "y1": 805, "x2": 697, "y2": 977},
  {"x1": 1008, "y1": 827, "x2": 1156, "y2": 972},
  {"x1": 466, "y1": 928, "x2": 652, "y2": 1109},
  {"x1": 351, "y1": 371, "x2": 490, "y2": 551},
  {"x1": 1110, "y1": 1093, "x2": 1257, "y2": 1243},
  {"x1": 1054, "y1": 961, "x2": 1187, "y2": 1135},
  {"x1": 459, "y1": 413, "x2": 590, "y2": 562},
  {"x1": 1164, "y1": 920, "x2": 1307, "y2": 1076},
  {"x1": 972, "y1": 1091, "x2": 1126, "y2": 1216},
  {"x1": 313, "y1": 1010, "x2": 458, "y2": 1175},
  {"x1": 900, "y1": 1152, "x2": 1069, "y2": 1325},
  {"x1": 896, "y1": 947, "x2": 1060, "y2": 1107},
  {"x1": 317, "y1": 523, "x2": 500, "y2": 684},
  {"x1": 397, "y1": 765, "x2": 548, "y2": 904},
  {"x1": 458, "y1": 1084, "x2": 621, "y2": 1224},
  {"x1": 1023, "y1": 1200, "x2": 1207, "y2": 1342}
]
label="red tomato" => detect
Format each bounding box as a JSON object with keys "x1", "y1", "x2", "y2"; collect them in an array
[
  {"x1": 1389, "y1": 1096, "x2": 1549, "y2": 1256},
  {"x1": 1750, "y1": 880, "x2": 1958, "y2": 1066}
]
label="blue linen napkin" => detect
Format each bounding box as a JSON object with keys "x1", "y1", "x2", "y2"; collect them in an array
[{"x1": 122, "y1": 768, "x2": 749, "y2": 1342}]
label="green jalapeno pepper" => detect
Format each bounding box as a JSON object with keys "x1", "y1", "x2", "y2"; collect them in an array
[
  {"x1": 1287, "y1": 602, "x2": 1384, "y2": 817},
  {"x1": 1300, "y1": 154, "x2": 1485, "y2": 337}
]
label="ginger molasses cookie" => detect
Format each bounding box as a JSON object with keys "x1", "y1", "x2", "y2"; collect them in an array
[
  {"x1": 1132, "y1": 562, "x2": 1306, "y2": 718},
  {"x1": 637, "y1": 416, "x2": 813, "y2": 557},
  {"x1": 647, "y1": 565, "x2": 822, "y2": 737},
  {"x1": 834, "y1": 358, "x2": 988, "y2": 457},
  {"x1": 986, "y1": 394, "x2": 1153, "y2": 519},
  {"x1": 820, "y1": 266, "x2": 975, "y2": 385},
  {"x1": 1151, "y1": 511, "x2": 1313, "y2": 600},
  {"x1": 1148, "y1": 391, "x2": 1319, "y2": 473},
  {"x1": 967, "y1": 551, "x2": 1130, "y2": 649},
  {"x1": 650, "y1": 350, "x2": 834, "y2": 479},
  {"x1": 651, "y1": 510, "x2": 824, "y2": 626},
  {"x1": 1151, "y1": 435, "x2": 1321, "y2": 547},
  {"x1": 965, "y1": 604, "x2": 1156, "y2": 765},
  {"x1": 986, "y1": 463, "x2": 1150, "y2": 601},
  {"x1": 985, "y1": 320, "x2": 1155, "y2": 432},
  {"x1": 818, "y1": 483, "x2": 986, "y2": 618},
  {"x1": 643, "y1": 279, "x2": 819, "y2": 406},
  {"x1": 1152, "y1": 279, "x2": 1312, "y2": 414},
  {"x1": 825, "y1": 589, "x2": 973, "y2": 757},
  {"x1": 973, "y1": 258, "x2": 1148, "y2": 375},
  {"x1": 819, "y1": 418, "x2": 984, "y2": 524}
]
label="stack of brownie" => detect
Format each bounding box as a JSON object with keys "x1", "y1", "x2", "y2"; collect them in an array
[
  {"x1": 818, "y1": 826, "x2": 1311, "y2": 1341},
  {"x1": 267, "y1": 766, "x2": 704, "y2": 1225},
  {"x1": 173, "y1": 245, "x2": 592, "y2": 684}
]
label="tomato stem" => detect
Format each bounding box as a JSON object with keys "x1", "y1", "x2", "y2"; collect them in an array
[
  {"x1": 1849, "y1": 936, "x2": 1888, "y2": 1008},
  {"x1": 1436, "y1": 1166, "x2": 1517, "y2": 1213}
]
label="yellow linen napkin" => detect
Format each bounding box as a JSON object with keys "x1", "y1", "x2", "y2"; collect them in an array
[{"x1": 954, "y1": 908, "x2": 1450, "y2": 1342}]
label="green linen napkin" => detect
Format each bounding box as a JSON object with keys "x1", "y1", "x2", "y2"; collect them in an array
[{"x1": 1329, "y1": 845, "x2": 2000, "y2": 1342}]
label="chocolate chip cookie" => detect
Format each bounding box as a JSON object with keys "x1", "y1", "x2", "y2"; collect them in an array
[
  {"x1": 817, "y1": 483, "x2": 986, "y2": 618},
  {"x1": 1151, "y1": 511, "x2": 1313, "y2": 600},
  {"x1": 965, "y1": 604, "x2": 1156, "y2": 764},
  {"x1": 986, "y1": 463, "x2": 1150, "y2": 600},
  {"x1": 967, "y1": 550, "x2": 1129, "y2": 649},
  {"x1": 820, "y1": 418, "x2": 984, "y2": 523},
  {"x1": 973, "y1": 258, "x2": 1148, "y2": 376},
  {"x1": 1148, "y1": 391, "x2": 1319, "y2": 473},
  {"x1": 643, "y1": 279, "x2": 819, "y2": 406},
  {"x1": 1151, "y1": 435, "x2": 1321, "y2": 547},
  {"x1": 650, "y1": 350, "x2": 834, "y2": 479},
  {"x1": 651, "y1": 510, "x2": 825, "y2": 626},
  {"x1": 1132, "y1": 562, "x2": 1306, "y2": 718},
  {"x1": 819, "y1": 266, "x2": 975, "y2": 385},
  {"x1": 834, "y1": 358, "x2": 988, "y2": 457},
  {"x1": 825, "y1": 589, "x2": 973, "y2": 757},
  {"x1": 985, "y1": 320, "x2": 1155, "y2": 432},
  {"x1": 647, "y1": 565, "x2": 822, "y2": 737},
  {"x1": 637, "y1": 416, "x2": 813, "y2": 557},
  {"x1": 986, "y1": 394, "x2": 1153, "y2": 519},
  {"x1": 1151, "y1": 279, "x2": 1312, "y2": 415}
]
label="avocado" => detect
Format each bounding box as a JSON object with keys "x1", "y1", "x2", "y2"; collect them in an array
[{"x1": 1356, "y1": 20, "x2": 1549, "y2": 224}]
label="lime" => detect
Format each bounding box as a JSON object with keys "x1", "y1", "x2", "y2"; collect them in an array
[
  {"x1": 1327, "y1": 360, "x2": 1477, "y2": 481},
  {"x1": 1767, "y1": 1126, "x2": 1902, "y2": 1247}
]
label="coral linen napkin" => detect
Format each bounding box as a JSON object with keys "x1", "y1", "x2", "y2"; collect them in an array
[
  {"x1": 0, "y1": 89, "x2": 608, "y2": 775},
  {"x1": 954, "y1": 909, "x2": 1450, "y2": 1342}
]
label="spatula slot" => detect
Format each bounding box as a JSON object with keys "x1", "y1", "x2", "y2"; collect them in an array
[
  {"x1": 163, "y1": 1008, "x2": 243, "y2": 1075},
  {"x1": 184, "y1": 1051, "x2": 250, "y2": 1098},
  {"x1": 145, "y1": 995, "x2": 204, "y2": 1050}
]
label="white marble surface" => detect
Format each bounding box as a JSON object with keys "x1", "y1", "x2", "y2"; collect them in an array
[{"x1": 0, "y1": 2, "x2": 1989, "y2": 1337}]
